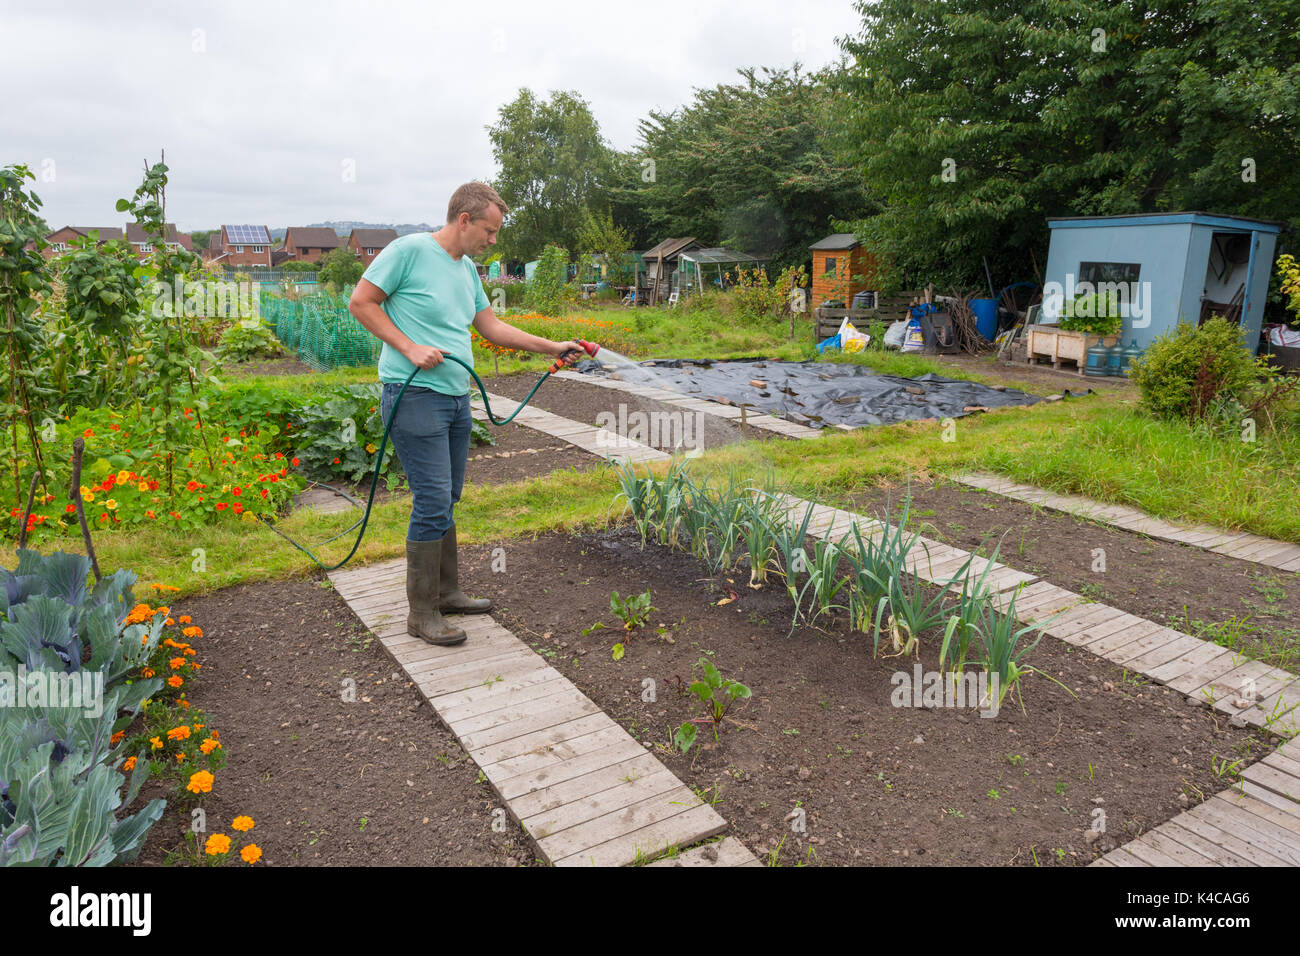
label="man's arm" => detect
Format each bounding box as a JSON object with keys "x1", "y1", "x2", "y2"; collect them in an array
[
  {"x1": 472, "y1": 308, "x2": 580, "y2": 357},
  {"x1": 348, "y1": 278, "x2": 445, "y2": 369}
]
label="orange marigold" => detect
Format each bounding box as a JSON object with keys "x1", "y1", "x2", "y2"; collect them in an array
[
  {"x1": 123, "y1": 756, "x2": 138, "y2": 772},
  {"x1": 241, "y1": 843, "x2": 262, "y2": 864},
  {"x1": 232, "y1": 815, "x2": 255, "y2": 832},
  {"x1": 205, "y1": 833, "x2": 231, "y2": 855},
  {"x1": 169, "y1": 656, "x2": 187, "y2": 670},
  {"x1": 166, "y1": 725, "x2": 191, "y2": 741},
  {"x1": 187, "y1": 770, "x2": 215, "y2": 794},
  {"x1": 168, "y1": 675, "x2": 183, "y2": 688},
  {"x1": 149, "y1": 736, "x2": 163, "y2": 750},
  {"x1": 200, "y1": 738, "x2": 220, "y2": 755},
  {"x1": 110, "y1": 731, "x2": 125, "y2": 745}
]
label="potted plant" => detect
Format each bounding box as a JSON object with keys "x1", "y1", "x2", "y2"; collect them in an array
[{"x1": 1027, "y1": 291, "x2": 1123, "y2": 374}]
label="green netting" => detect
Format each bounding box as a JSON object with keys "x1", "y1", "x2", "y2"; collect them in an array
[{"x1": 260, "y1": 289, "x2": 379, "y2": 370}]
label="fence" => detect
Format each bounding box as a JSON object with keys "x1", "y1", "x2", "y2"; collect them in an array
[{"x1": 260, "y1": 289, "x2": 378, "y2": 370}]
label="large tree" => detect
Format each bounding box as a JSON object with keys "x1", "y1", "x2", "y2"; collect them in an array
[
  {"x1": 620, "y1": 66, "x2": 871, "y2": 271},
  {"x1": 487, "y1": 89, "x2": 616, "y2": 263},
  {"x1": 835, "y1": 0, "x2": 1300, "y2": 288}
]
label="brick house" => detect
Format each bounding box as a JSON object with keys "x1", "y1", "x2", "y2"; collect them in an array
[
  {"x1": 283, "y1": 227, "x2": 344, "y2": 263},
  {"x1": 347, "y1": 228, "x2": 398, "y2": 266},
  {"x1": 124, "y1": 223, "x2": 192, "y2": 258},
  {"x1": 38, "y1": 226, "x2": 123, "y2": 259},
  {"x1": 809, "y1": 233, "x2": 883, "y2": 310},
  {"x1": 217, "y1": 225, "x2": 272, "y2": 267}
]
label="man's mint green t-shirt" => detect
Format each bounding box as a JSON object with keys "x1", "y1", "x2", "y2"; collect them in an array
[{"x1": 365, "y1": 232, "x2": 489, "y2": 396}]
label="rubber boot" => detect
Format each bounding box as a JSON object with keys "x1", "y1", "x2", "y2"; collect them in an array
[
  {"x1": 406, "y1": 537, "x2": 467, "y2": 646},
  {"x1": 439, "y1": 525, "x2": 493, "y2": 614}
]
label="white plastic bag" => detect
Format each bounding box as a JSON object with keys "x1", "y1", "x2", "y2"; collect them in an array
[{"x1": 883, "y1": 319, "x2": 909, "y2": 350}]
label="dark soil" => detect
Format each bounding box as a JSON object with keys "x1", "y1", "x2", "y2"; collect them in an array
[
  {"x1": 481, "y1": 374, "x2": 783, "y2": 452},
  {"x1": 129, "y1": 574, "x2": 541, "y2": 867},
  {"x1": 218, "y1": 354, "x2": 319, "y2": 377},
  {"x1": 469, "y1": 526, "x2": 1265, "y2": 867},
  {"x1": 840, "y1": 479, "x2": 1300, "y2": 671}
]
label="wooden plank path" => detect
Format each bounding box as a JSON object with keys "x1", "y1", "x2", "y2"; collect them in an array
[
  {"x1": 327, "y1": 557, "x2": 759, "y2": 867},
  {"x1": 552, "y1": 369, "x2": 823, "y2": 439},
  {"x1": 953, "y1": 472, "x2": 1300, "y2": 574},
  {"x1": 1094, "y1": 735, "x2": 1300, "y2": 867},
  {"x1": 472, "y1": 391, "x2": 670, "y2": 464}
]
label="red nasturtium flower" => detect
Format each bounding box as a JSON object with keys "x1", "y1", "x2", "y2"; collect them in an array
[{"x1": 215, "y1": 502, "x2": 227, "y2": 511}]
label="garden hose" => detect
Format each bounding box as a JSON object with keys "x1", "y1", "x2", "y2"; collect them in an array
[{"x1": 252, "y1": 340, "x2": 601, "y2": 572}]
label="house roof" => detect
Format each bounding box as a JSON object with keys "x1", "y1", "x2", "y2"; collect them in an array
[
  {"x1": 679, "y1": 247, "x2": 768, "y2": 265},
  {"x1": 285, "y1": 227, "x2": 344, "y2": 249},
  {"x1": 350, "y1": 228, "x2": 398, "y2": 248},
  {"x1": 642, "y1": 236, "x2": 700, "y2": 260},
  {"x1": 124, "y1": 222, "x2": 188, "y2": 245},
  {"x1": 1047, "y1": 211, "x2": 1286, "y2": 233},
  {"x1": 50, "y1": 226, "x2": 124, "y2": 242},
  {"x1": 271, "y1": 248, "x2": 293, "y2": 266},
  {"x1": 810, "y1": 233, "x2": 859, "y2": 251},
  {"x1": 222, "y1": 225, "x2": 272, "y2": 245}
]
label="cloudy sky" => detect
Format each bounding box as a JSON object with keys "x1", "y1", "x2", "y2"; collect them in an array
[{"x1": 5, "y1": 0, "x2": 864, "y2": 233}]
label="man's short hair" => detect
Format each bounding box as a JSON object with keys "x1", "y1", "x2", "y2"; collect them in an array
[{"x1": 447, "y1": 182, "x2": 509, "y2": 223}]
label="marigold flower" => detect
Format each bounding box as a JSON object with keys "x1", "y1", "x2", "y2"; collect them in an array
[
  {"x1": 168, "y1": 674, "x2": 183, "y2": 688},
  {"x1": 179, "y1": 699, "x2": 190, "y2": 709},
  {"x1": 204, "y1": 832, "x2": 230, "y2": 855},
  {"x1": 232, "y1": 815, "x2": 255, "y2": 832},
  {"x1": 179, "y1": 615, "x2": 192, "y2": 624},
  {"x1": 188, "y1": 770, "x2": 215, "y2": 794},
  {"x1": 241, "y1": 844, "x2": 262, "y2": 864},
  {"x1": 169, "y1": 657, "x2": 186, "y2": 670},
  {"x1": 123, "y1": 756, "x2": 138, "y2": 772},
  {"x1": 200, "y1": 738, "x2": 220, "y2": 755},
  {"x1": 167, "y1": 725, "x2": 191, "y2": 741},
  {"x1": 142, "y1": 667, "x2": 155, "y2": 678},
  {"x1": 183, "y1": 626, "x2": 203, "y2": 638},
  {"x1": 176, "y1": 752, "x2": 186, "y2": 762},
  {"x1": 150, "y1": 736, "x2": 163, "y2": 750},
  {"x1": 110, "y1": 730, "x2": 125, "y2": 745}
]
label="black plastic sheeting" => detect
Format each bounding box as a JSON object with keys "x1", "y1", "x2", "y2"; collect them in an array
[{"x1": 573, "y1": 358, "x2": 1054, "y2": 428}]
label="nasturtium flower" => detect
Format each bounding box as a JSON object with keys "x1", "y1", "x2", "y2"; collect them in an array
[
  {"x1": 116, "y1": 470, "x2": 130, "y2": 484},
  {"x1": 105, "y1": 499, "x2": 117, "y2": 510},
  {"x1": 205, "y1": 833, "x2": 230, "y2": 855}
]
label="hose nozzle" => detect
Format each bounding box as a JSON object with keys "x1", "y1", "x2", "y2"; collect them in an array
[{"x1": 549, "y1": 339, "x2": 600, "y2": 373}]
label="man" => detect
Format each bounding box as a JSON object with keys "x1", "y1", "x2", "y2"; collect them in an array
[{"x1": 349, "y1": 182, "x2": 581, "y2": 646}]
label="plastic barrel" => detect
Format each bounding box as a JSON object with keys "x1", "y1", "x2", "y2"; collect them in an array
[{"x1": 970, "y1": 298, "x2": 998, "y2": 341}]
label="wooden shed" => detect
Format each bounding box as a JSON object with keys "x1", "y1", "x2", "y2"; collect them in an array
[
  {"x1": 641, "y1": 236, "x2": 702, "y2": 303},
  {"x1": 809, "y1": 233, "x2": 882, "y2": 310}
]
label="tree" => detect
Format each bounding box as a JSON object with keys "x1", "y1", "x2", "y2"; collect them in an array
[
  {"x1": 834, "y1": 0, "x2": 1300, "y2": 288},
  {"x1": 318, "y1": 247, "x2": 363, "y2": 289},
  {"x1": 576, "y1": 209, "x2": 632, "y2": 284},
  {"x1": 619, "y1": 65, "x2": 872, "y2": 271},
  {"x1": 487, "y1": 89, "x2": 616, "y2": 263}
]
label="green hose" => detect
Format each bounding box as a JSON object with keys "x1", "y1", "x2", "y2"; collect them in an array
[{"x1": 253, "y1": 354, "x2": 559, "y2": 572}]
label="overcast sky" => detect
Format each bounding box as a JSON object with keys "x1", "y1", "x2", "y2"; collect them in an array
[{"x1": 4, "y1": 0, "x2": 864, "y2": 233}]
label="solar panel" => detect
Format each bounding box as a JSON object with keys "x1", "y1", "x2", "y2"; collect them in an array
[{"x1": 225, "y1": 225, "x2": 268, "y2": 244}]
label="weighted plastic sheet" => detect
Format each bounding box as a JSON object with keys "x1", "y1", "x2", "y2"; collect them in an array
[{"x1": 574, "y1": 358, "x2": 1047, "y2": 428}]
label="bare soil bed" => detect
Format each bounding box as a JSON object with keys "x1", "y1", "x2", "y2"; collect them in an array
[
  {"x1": 129, "y1": 574, "x2": 541, "y2": 867},
  {"x1": 466, "y1": 526, "x2": 1265, "y2": 866},
  {"x1": 481, "y1": 373, "x2": 783, "y2": 452},
  {"x1": 841, "y1": 479, "x2": 1300, "y2": 671}
]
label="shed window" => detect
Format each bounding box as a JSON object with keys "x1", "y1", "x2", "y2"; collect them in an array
[
  {"x1": 825, "y1": 257, "x2": 837, "y2": 276},
  {"x1": 1078, "y1": 262, "x2": 1141, "y2": 285}
]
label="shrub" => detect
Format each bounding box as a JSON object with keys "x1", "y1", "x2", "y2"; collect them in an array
[
  {"x1": 216, "y1": 318, "x2": 283, "y2": 363},
  {"x1": 525, "y1": 245, "x2": 574, "y2": 316},
  {"x1": 1129, "y1": 317, "x2": 1271, "y2": 422}
]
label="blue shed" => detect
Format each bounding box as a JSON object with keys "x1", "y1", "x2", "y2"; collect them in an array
[{"x1": 1042, "y1": 212, "x2": 1283, "y2": 354}]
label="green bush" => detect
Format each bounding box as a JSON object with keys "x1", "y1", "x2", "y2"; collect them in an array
[
  {"x1": 525, "y1": 245, "x2": 575, "y2": 316},
  {"x1": 216, "y1": 318, "x2": 283, "y2": 363},
  {"x1": 1058, "y1": 291, "x2": 1123, "y2": 336},
  {"x1": 1129, "y1": 317, "x2": 1270, "y2": 422}
]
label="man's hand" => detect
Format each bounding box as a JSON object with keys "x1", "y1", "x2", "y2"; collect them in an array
[
  {"x1": 404, "y1": 344, "x2": 446, "y2": 369},
  {"x1": 552, "y1": 340, "x2": 584, "y2": 366}
]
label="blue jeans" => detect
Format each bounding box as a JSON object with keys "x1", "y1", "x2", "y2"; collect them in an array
[{"x1": 380, "y1": 383, "x2": 471, "y2": 542}]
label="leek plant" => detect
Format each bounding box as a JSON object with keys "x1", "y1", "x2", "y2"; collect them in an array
[
  {"x1": 793, "y1": 534, "x2": 853, "y2": 631},
  {"x1": 878, "y1": 568, "x2": 951, "y2": 658},
  {"x1": 974, "y1": 586, "x2": 1049, "y2": 713},
  {"x1": 740, "y1": 492, "x2": 780, "y2": 588},
  {"x1": 938, "y1": 538, "x2": 1005, "y2": 676},
  {"x1": 770, "y1": 497, "x2": 818, "y2": 607}
]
